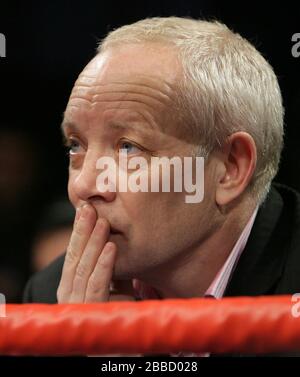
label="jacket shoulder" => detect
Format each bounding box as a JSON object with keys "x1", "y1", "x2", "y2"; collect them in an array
[
  {"x1": 23, "y1": 254, "x2": 65, "y2": 303},
  {"x1": 274, "y1": 184, "x2": 300, "y2": 293}
]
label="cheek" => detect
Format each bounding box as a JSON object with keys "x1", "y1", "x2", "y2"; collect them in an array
[
  {"x1": 119, "y1": 191, "x2": 150, "y2": 220},
  {"x1": 126, "y1": 191, "x2": 183, "y2": 233},
  {"x1": 118, "y1": 191, "x2": 162, "y2": 236}
]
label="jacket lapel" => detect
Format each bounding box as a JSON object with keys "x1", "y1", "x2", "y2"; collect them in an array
[{"x1": 224, "y1": 186, "x2": 289, "y2": 297}]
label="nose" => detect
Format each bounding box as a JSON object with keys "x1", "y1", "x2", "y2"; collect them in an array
[{"x1": 70, "y1": 151, "x2": 116, "y2": 204}]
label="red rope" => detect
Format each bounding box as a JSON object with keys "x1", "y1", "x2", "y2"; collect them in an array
[{"x1": 0, "y1": 296, "x2": 299, "y2": 355}]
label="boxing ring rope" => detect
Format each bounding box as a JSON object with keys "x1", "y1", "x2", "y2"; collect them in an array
[{"x1": 0, "y1": 296, "x2": 299, "y2": 355}]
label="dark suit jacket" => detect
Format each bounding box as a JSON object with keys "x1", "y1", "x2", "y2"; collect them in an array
[{"x1": 23, "y1": 183, "x2": 300, "y2": 355}]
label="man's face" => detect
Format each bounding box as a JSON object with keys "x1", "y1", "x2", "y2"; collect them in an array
[{"x1": 63, "y1": 43, "x2": 219, "y2": 281}]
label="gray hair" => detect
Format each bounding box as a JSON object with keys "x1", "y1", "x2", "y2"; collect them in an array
[{"x1": 98, "y1": 17, "x2": 284, "y2": 203}]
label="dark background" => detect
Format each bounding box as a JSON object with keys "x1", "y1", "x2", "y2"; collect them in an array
[{"x1": 0, "y1": 0, "x2": 299, "y2": 301}]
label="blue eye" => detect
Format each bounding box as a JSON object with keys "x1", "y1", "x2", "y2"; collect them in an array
[
  {"x1": 119, "y1": 141, "x2": 141, "y2": 155},
  {"x1": 66, "y1": 139, "x2": 81, "y2": 155}
]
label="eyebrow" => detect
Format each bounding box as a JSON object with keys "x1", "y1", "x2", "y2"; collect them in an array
[
  {"x1": 60, "y1": 119, "x2": 150, "y2": 137},
  {"x1": 108, "y1": 122, "x2": 149, "y2": 134},
  {"x1": 60, "y1": 120, "x2": 77, "y2": 136}
]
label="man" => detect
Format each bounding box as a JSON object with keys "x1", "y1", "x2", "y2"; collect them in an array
[{"x1": 24, "y1": 17, "x2": 300, "y2": 349}]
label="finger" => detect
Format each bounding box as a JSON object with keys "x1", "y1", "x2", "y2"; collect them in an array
[
  {"x1": 85, "y1": 242, "x2": 117, "y2": 302},
  {"x1": 70, "y1": 217, "x2": 110, "y2": 302},
  {"x1": 57, "y1": 204, "x2": 97, "y2": 302}
]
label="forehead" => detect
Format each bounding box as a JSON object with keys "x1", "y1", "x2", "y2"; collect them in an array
[
  {"x1": 63, "y1": 44, "x2": 183, "y2": 135},
  {"x1": 69, "y1": 44, "x2": 181, "y2": 114},
  {"x1": 81, "y1": 43, "x2": 181, "y2": 86}
]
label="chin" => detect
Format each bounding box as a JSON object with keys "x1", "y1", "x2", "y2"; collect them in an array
[
  {"x1": 112, "y1": 254, "x2": 129, "y2": 278},
  {"x1": 113, "y1": 254, "x2": 139, "y2": 280},
  {"x1": 112, "y1": 269, "x2": 133, "y2": 280}
]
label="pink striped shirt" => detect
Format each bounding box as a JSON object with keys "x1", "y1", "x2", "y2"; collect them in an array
[{"x1": 205, "y1": 207, "x2": 258, "y2": 298}]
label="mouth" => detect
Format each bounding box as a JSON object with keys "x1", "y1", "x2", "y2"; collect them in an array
[{"x1": 110, "y1": 226, "x2": 122, "y2": 235}]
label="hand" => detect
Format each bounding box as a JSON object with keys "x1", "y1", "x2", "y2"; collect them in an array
[{"x1": 57, "y1": 204, "x2": 135, "y2": 303}]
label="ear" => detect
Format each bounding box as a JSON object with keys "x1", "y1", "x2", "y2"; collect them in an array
[{"x1": 215, "y1": 132, "x2": 257, "y2": 206}]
